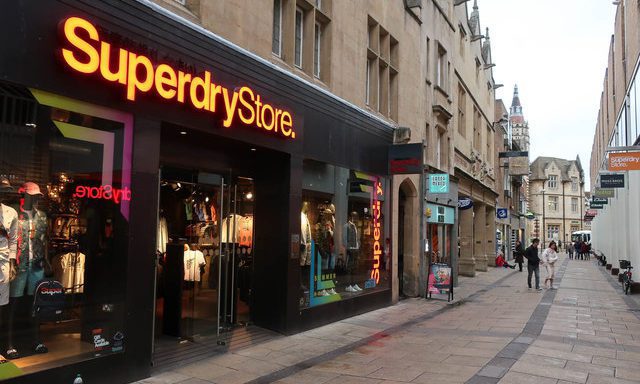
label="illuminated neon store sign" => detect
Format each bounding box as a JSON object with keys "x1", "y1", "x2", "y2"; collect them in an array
[
  {"x1": 59, "y1": 17, "x2": 296, "y2": 139},
  {"x1": 370, "y1": 179, "x2": 383, "y2": 284}
]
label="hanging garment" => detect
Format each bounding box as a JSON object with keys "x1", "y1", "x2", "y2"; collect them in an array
[
  {"x1": 157, "y1": 217, "x2": 168, "y2": 253},
  {"x1": 183, "y1": 249, "x2": 206, "y2": 281},
  {"x1": 238, "y1": 216, "x2": 253, "y2": 247},
  {"x1": 221, "y1": 214, "x2": 244, "y2": 243},
  {"x1": 53, "y1": 251, "x2": 86, "y2": 293},
  {"x1": 300, "y1": 212, "x2": 312, "y2": 266}
]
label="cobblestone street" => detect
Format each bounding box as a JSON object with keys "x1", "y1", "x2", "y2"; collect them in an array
[{"x1": 138, "y1": 255, "x2": 640, "y2": 384}]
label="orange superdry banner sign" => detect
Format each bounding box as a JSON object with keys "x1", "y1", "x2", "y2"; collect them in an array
[
  {"x1": 59, "y1": 17, "x2": 296, "y2": 139},
  {"x1": 608, "y1": 152, "x2": 640, "y2": 171}
]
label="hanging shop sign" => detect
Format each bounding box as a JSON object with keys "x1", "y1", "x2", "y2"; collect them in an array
[
  {"x1": 585, "y1": 209, "x2": 597, "y2": 217},
  {"x1": 600, "y1": 174, "x2": 625, "y2": 189},
  {"x1": 370, "y1": 178, "x2": 384, "y2": 284},
  {"x1": 428, "y1": 174, "x2": 449, "y2": 193},
  {"x1": 458, "y1": 198, "x2": 473, "y2": 210},
  {"x1": 590, "y1": 203, "x2": 604, "y2": 209},
  {"x1": 508, "y1": 156, "x2": 529, "y2": 176},
  {"x1": 59, "y1": 17, "x2": 296, "y2": 140},
  {"x1": 593, "y1": 188, "x2": 615, "y2": 198},
  {"x1": 591, "y1": 197, "x2": 608, "y2": 205},
  {"x1": 608, "y1": 152, "x2": 640, "y2": 171},
  {"x1": 389, "y1": 143, "x2": 423, "y2": 174},
  {"x1": 496, "y1": 208, "x2": 508, "y2": 219},
  {"x1": 426, "y1": 204, "x2": 455, "y2": 224}
]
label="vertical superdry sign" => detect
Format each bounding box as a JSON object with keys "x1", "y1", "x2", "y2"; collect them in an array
[
  {"x1": 58, "y1": 17, "x2": 297, "y2": 139},
  {"x1": 370, "y1": 178, "x2": 383, "y2": 284}
]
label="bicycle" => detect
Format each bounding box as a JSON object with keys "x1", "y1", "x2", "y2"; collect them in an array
[{"x1": 620, "y1": 260, "x2": 633, "y2": 295}]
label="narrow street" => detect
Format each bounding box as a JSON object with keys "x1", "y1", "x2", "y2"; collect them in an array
[{"x1": 141, "y1": 255, "x2": 640, "y2": 384}]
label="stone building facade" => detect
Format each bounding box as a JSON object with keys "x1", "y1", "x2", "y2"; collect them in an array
[
  {"x1": 528, "y1": 157, "x2": 586, "y2": 247},
  {"x1": 150, "y1": 0, "x2": 501, "y2": 294}
]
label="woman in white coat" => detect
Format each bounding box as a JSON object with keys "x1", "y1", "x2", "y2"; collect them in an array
[{"x1": 541, "y1": 241, "x2": 559, "y2": 289}]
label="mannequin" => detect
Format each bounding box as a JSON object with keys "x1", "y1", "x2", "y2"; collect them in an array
[
  {"x1": 300, "y1": 202, "x2": 312, "y2": 291},
  {"x1": 343, "y1": 211, "x2": 361, "y2": 292},
  {"x1": 7, "y1": 182, "x2": 48, "y2": 358},
  {"x1": 0, "y1": 178, "x2": 18, "y2": 355}
]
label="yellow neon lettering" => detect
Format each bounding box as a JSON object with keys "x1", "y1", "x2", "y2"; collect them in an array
[
  {"x1": 155, "y1": 64, "x2": 177, "y2": 99},
  {"x1": 61, "y1": 17, "x2": 100, "y2": 74},
  {"x1": 238, "y1": 87, "x2": 256, "y2": 125}
]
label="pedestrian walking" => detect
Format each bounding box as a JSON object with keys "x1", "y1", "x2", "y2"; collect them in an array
[
  {"x1": 584, "y1": 242, "x2": 591, "y2": 260},
  {"x1": 514, "y1": 239, "x2": 525, "y2": 272},
  {"x1": 568, "y1": 242, "x2": 574, "y2": 260},
  {"x1": 576, "y1": 240, "x2": 583, "y2": 260},
  {"x1": 524, "y1": 238, "x2": 542, "y2": 290},
  {"x1": 542, "y1": 241, "x2": 559, "y2": 289},
  {"x1": 557, "y1": 240, "x2": 562, "y2": 252}
]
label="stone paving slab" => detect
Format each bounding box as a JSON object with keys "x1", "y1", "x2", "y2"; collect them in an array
[{"x1": 136, "y1": 256, "x2": 640, "y2": 384}]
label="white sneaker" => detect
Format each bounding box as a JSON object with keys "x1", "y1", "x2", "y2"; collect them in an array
[
  {"x1": 345, "y1": 285, "x2": 356, "y2": 292},
  {"x1": 353, "y1": 284, "x2": 363, "y2": 291},
  {"x1": 328, "y1": 288, "x2": 337, "y2": 295}
]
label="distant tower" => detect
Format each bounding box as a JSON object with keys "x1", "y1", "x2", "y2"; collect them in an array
[{"x1": 510, "y1": 85, "x2": 530, "y2": 151}]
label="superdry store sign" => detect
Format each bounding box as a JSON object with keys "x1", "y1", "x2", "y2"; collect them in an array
[{"x1": 59, "y1": 17, "x2": 296, "y2": 139}]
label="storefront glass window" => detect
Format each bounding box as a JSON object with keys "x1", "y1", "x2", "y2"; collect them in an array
[
  {"x1": 299, "y1": 160, "x2": 389, "y2": 309},
  {"x1": 0, "y1": 84, "x2": 129, "y2": 377}
]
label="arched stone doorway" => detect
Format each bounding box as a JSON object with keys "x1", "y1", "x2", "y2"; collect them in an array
[{"x1": 398, "y1": 178, "x2": 418, "y2": 297}]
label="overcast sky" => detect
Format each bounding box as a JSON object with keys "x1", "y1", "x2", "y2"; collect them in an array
[{"x1": 478, "y1": 0, "x2": 617, "y2": 190}]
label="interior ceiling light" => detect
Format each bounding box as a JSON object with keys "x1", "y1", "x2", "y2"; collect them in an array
[
  {"x1": 245, "y1": 192, "x2": 253, "y2": 200},
  {"x1": 250, "y1": 148, "x2": 257, "y2": 151},
  {"x1": 180, "y1": 131, "x2": 187, "y2": 135}
]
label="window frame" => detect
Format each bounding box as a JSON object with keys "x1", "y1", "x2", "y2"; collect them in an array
[
  {"x1": 314, "y1": 22, "x2": 321, "y2": 78},
  {"x1": 294, "y1": 7, "x2": 304, "y2": 69},
  {"x1": 547, "y1": 175, "x2": 558, "y2": 189},
  {"x1": 272, "y1": 0, "x2": 283, "y2": 57}
]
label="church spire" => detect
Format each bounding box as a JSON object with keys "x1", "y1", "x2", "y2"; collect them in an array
[
  {"x1": 510, "y1": 84, "x2": 521, "y2": 112},
  {"x1": 469, "y1": 0, "x2": 480, "y2": 35}
]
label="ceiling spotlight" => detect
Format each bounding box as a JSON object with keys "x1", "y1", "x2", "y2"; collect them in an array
[
  {"x1": 205, "y1": 196, "x2": 209, "y2": 202},
  {"x1": 245, "y1": 192, "x2": 253, "y2": 200},
  {"x1": 250, "y1": 148, "x2": 257, "y2": 152},
  {"x1": 180, "y1": 131, "x2": 187, "y2": 135}
]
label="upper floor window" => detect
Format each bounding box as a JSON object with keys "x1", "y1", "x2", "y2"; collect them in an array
[
  {"x1": 314, "y1": 23, "x2": 321, "y2": 78},
  {"x1": 548, "y1": 196, "x2": 558, "y2": 211},
  {"x1": 571, "y1": 177, "x2": 578, "y2": 192},
  {"x1": 547, "y1": 175, "x2": 557, "y2": 189},
  {"x1": 436, "y1": 44, "x2": 447, "y2": 90},
  {"x1": 272, "y1": 0, "x2": 282, "y2": 56},
  {"x1": 571, "y1": 197, "x2": 578, "y2": 213},
  {"x1": 294, "y1": 7, "x2": 304, "y2": 68},
  {"x1": 457, "y1": 84, "x2": 466, "y2": 137}
]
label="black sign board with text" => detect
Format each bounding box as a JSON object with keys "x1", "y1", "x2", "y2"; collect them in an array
[
  {"x1": 591, "y1": 197, "x2": 608, "y2": 204},
  {"x1": 600, "y1": 174, "x2": 625, "y2": 188},
  {"x1": 389, "y1": 143, "x2": 423, "y2": 174}
]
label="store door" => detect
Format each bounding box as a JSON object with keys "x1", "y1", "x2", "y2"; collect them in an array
[{"x1": 155, "y1": 167, "x2": 255, "y2": 341}]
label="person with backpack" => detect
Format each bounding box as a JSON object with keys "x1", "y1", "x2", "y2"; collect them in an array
[
  {"x1": 514, "y1": 240, "x2": 525, "y2": 272},
  {"x1": 524, "y1": 238, "x2": 542, "y2": 291}
]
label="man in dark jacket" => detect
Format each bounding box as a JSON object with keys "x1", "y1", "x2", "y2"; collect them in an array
[
  {"x1": 514, "y1": 240, "x2": 525, "y2": 272},
  {"x1": 524, "y1": 238, "x2": 541, "y2": 290}
]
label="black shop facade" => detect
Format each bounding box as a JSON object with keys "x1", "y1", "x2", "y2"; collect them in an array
[{"x1": 0, "y1": 1, "x2": 394, "y2": 383}]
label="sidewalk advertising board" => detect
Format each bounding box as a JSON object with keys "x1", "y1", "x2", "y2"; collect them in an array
[{"x1": 427, "y1": 263, "x2": 453, "y2": 302}]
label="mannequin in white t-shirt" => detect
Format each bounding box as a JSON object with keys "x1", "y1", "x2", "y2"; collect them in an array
[{"x1": 183, "y1": 244, "x2": 206, "y2": 282}]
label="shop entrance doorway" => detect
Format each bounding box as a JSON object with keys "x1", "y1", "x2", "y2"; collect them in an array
[
  {"x1": 155, "y1": 168, "x2": 255, "y2": 342},
  {"x1": 398, "y1": 189, "x2": 406, "y2": 298}
]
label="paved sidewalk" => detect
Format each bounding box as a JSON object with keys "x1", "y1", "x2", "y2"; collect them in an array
[{"x1": 136, "y1": 256, "x2": 640, "y2": 384}]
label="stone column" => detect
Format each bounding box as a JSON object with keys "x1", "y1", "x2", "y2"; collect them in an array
[
  {"x1": 486, "y1": 206, "x2": 497, "y2": 266},
  {"x1": 474, "y1": 203, "x2": 488, "y2": 271},
  {"x1": 458, "y1": 205, "x2": 476, "y2": 276}
]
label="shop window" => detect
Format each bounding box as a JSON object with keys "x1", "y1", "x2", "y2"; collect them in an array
[
  {"x1": 300, "y1": 160, "x2": 389, "y2": 309},
  {"x1": 0, "y1": 83, "x2": 131, "y2": 376}
]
